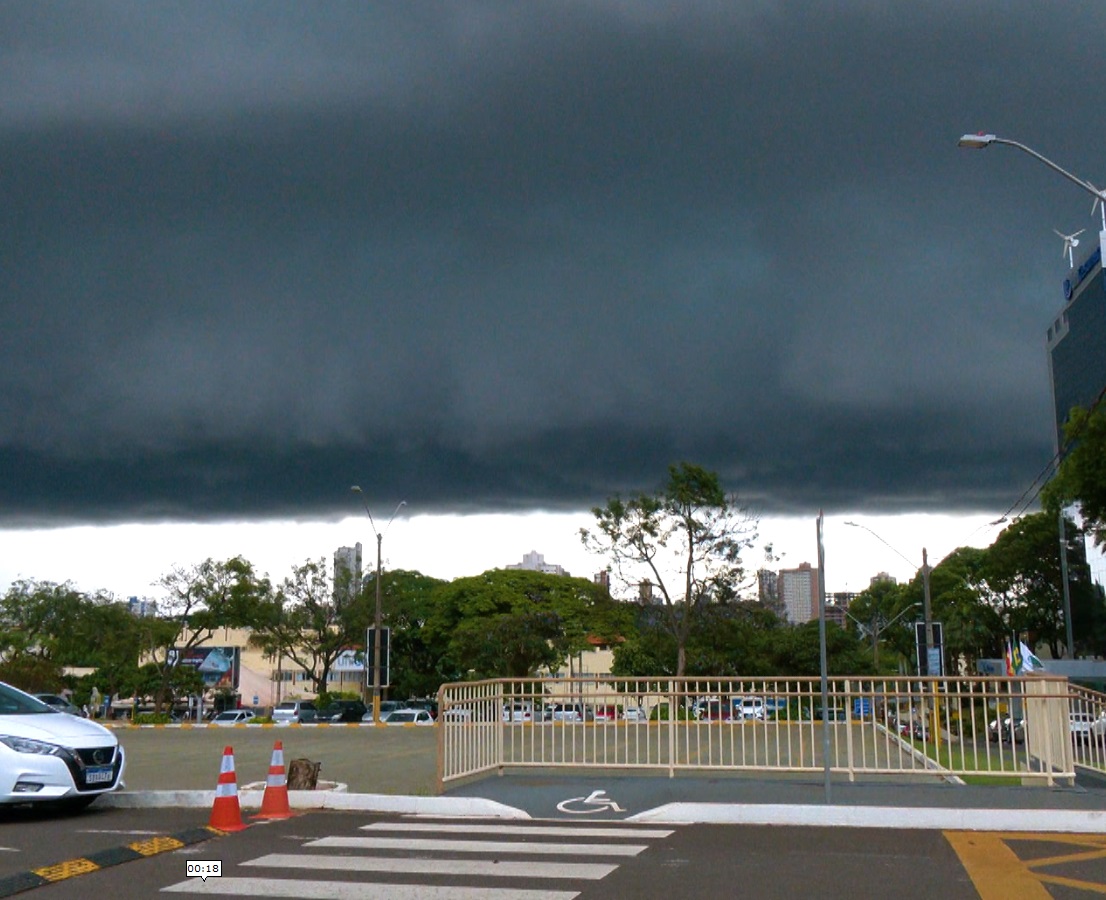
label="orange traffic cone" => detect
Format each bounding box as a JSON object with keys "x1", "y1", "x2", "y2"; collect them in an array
[
  {"x1": 208, "y1": 746, "x2": 247, "y2": 832},
  {"x1": 255, "y1": 740, "x2": 293, "y2": 819}
]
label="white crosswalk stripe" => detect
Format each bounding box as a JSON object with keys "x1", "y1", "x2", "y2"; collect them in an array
[{"x1": 162, "y1": 818, "x2": 675, "y2": 898}]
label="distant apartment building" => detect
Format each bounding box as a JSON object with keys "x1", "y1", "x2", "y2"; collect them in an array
[
  {"x1": 333, "y1": 542, "x2": 363, "y2": 603},
  {"x1": 506, "y1": 550, "x2": 568, "y2": 576},
  {"x1": 778, "y1": 562, "x2": 819, "y2": 624},
  {"x1": 869, "y1": 571, "x2": 897, "y2": 587}
]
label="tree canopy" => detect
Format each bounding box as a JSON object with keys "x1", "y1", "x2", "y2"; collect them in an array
[
  {"x1": 424, "y1": 568, "x2": 630, "y2": 679},
  {"x1": 582, "y1": 462, "x2": 758, "y2": 676}
]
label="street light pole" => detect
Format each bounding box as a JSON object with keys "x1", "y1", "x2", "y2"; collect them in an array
[
  {"x1": 351, "y1": 486, "x2": 406, "y2": 723},
  {"x1": 957, "y1": 133, "x2": 1106, "y2": 230},
  {"x1": 958, "y1": 131, "x2": 1090, "y2": 660},
  {"x1": 844, "y1": 522, "x2": 940, "y2": 746},
  {"x1": 844, "y1": 602, "x2": 920, "y2": 668}
]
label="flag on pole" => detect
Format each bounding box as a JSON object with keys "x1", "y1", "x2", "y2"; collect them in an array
[
  {"x1": 1003, "y1": 640, "x2": 1014, "y2": 676},
  {"x1": 1017, "y1": 640, "x2": 1045, "y2": 673},
  {"x1": 1010, "y1": 638, "x2": 1023, "y2": 674}
]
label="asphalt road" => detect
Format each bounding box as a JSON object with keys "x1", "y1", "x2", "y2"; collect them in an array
[{"x1": 12, "y1": 809, "x2": 1102, "y2": 899}]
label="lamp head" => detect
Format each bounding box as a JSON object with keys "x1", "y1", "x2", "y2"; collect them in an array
[{"x1": 958, "y1": 133, "x2": 997, "y2": 149}]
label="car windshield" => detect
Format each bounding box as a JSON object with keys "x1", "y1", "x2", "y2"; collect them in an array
[
  {"x1": 0, "y1": 683, "x2": 56, "y2": 715},
  {"x1": 390, "y1": 713, "x2": 415, "y2": 722},
  {"x1": 276, "y1": 703, "x2": 296, "y2": 710}
]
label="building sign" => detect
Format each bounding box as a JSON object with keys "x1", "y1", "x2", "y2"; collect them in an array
[
  {"x1": 332, "y1": 648, "x2": 366, "y2": 673},
  {"x1": 1063, "y1": 242, "x2": 1102, "y2": 301},
  {"x1": 914, "y1": 621, "x2": 944, "y2": 677},
  {"x1": 168, "y1": 646, "x2": 240, "y2": 690}
]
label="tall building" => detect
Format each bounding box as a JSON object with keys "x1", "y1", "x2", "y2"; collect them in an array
[
  {"x1": 1048, "y1": 240, "x2": 1106, "y2": 587},
  {"x1": 778, "y1": 562, "x2": 819, "y2": 624},
  {"x1": 1049, "y1": 241, "x2": 1106, "y2": 449},
  {"x1": 506, "y1": 550, "x2": 568, "y2": 576},
  {"x1": 333, "y1": 542, "x2": 363, "y2": 604}
]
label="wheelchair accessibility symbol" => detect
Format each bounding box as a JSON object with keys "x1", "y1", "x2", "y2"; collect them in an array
[{"x1": 556, "y1": 789, "x2": 626, "y2": 815}]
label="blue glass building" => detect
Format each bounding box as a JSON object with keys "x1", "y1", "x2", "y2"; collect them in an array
[{"x1": 1048, "y1": 241, "x2": 1106, "y2": 450}]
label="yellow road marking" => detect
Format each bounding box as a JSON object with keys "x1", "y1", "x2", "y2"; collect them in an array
[
  {"x1": 32, "y1": 858, "x2": 100, "y2": 881},
  {"x1": 944, "y1": 832, "x2": 1052, "y2": 899},
  {"x1": 129, "y1": 837, "x2": 184, "y2": 856}
]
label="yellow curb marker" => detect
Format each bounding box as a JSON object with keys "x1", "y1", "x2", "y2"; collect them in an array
[
  {"x1": 129, "y1": 836, "x2": 185, "y2": 856},
  {"x1": 33, "y1": 859, "x2": 100, "y2": 881}
]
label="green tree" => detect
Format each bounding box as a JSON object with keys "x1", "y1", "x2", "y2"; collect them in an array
[
  {"x1": 425, "y1": 569, "x2": 629, "y2": 679},
  {"x1": 979, "y1": 512, "x2": 1097, "y2": 659},
  {"x1": 845, "y1": 579, "x2": 912, "y2": 671},
  {"x1": 148, "y1": 557, "x2": 269, "y2": 711},
  {"x1": 582, "y1": 462, "x2": 758, "y2": 676},
  {"x1": 249, "y1": 559, "x2": 363, "y2": 695},
  {"x1": 770, "y1": 621, "x2": 876, "y2": 677},
  {"x1": 356, "y1": 569, "x2": 451, "y2": 699},
  {"x1": 1047, "y1": 404, "x2": 1106, "y2": 547}
]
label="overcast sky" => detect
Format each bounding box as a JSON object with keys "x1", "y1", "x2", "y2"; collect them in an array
[{"x1": 3, "y1": 3, "x2": 1104, "y2": 595}]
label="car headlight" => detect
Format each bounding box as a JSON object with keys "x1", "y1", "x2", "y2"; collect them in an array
[{"x1": 0, "y1": 735, "x2": 74, "y2": 760}]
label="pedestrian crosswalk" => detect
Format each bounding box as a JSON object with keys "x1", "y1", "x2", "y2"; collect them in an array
[{"x1": 161, "y1": 818, "x2": 675, "y2": 898}]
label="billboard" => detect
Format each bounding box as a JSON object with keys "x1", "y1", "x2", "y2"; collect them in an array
[{"x1": 168, "y1": 646, "x2": 241, "y2": 690}]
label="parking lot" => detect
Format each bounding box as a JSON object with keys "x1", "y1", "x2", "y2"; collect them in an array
[{"x1": 111, "y1": 725, "x2": 439, "y2": 794}]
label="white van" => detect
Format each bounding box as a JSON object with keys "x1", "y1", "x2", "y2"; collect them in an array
[{"x1": 737, "y1": 697, "x2": 765, "y2": 720}]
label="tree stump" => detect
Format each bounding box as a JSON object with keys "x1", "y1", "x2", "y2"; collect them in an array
[{"x1": 287, "y1": 758, "x2": 321, "y2": 790}]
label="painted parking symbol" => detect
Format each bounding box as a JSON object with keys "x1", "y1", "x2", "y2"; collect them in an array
[{"x1": 556, "y1": 789, "x2": 626, "y2": 815}]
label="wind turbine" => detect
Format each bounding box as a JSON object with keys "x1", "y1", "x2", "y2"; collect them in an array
[{"x1": 1054, "y1": 227, "x2": 1085, "y2": 267}]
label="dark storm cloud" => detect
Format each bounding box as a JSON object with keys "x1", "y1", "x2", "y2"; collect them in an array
[{"x1": 1, "y1": 1, "x2": 1102, "y2": 525}]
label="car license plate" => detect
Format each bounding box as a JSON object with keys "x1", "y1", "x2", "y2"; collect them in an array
[{"x1": 85, "y1": 766, "x2": 113, "y2": 784}]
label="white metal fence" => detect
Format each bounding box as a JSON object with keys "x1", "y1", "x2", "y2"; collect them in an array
[{"x1": 437, "y1": 675, "x2": 1084, "y2": 789}]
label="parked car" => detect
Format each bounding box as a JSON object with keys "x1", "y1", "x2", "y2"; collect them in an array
[
  {"x1": 503, "y1": 702, "x2": 534, "y2": 723},
  {"x1": 0, "y1": 680, "x2": 125, "y2": 809},
  {"x1": 212, "y1": 709, "x2": 256, "y2": 726},
  {"x1": 736, "y1": 697, "x2": 766, "y2": 721},
  {"x1": 405, "y1": 698, "x2": 439, "y2": 720},
  {"x1": 33, "y1": 694, "x2": 86, "y2": 717},
  {"x1": 271, "y1": 700, "x2": 317, "y2": 724},
  {"x1": 988, "y1": 716, "x2": 1025, "y2": 744},
  {"x1": 1070, "y1": 712, "x2": 1096, "y2": 743},
  {"x1": 384, "y1": 708, "x2": 435, "y2": 726},
  {"x1": 544, "y1": 703, "x2": 584, "y2": 723},
  {"x1": 622, "y1": 706, "x2": 647, "y2": 722},
  {"x1": 318, "y1": 699, "x2": 368, "y2": 723},
  {"x1": 362, "y1": 700, "x2": 403, "y2": 723}
]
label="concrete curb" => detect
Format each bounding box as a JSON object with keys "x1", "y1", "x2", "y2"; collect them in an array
[
  {"x1": 97, "y1": 790, "x2": 529, "y2": 819},
  {"x1": 96, "y1": 791, "x2": 1106, "y2": 832},
  {"x1": 627, "y1": 802, "x2": 1106, "y2": 833}
]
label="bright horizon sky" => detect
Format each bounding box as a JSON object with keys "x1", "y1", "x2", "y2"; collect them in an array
[{"x1": 0, "y1": 510, "x2": 1011, "y2": 603}]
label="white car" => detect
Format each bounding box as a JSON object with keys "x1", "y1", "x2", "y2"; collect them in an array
[
  {"x1": 384, "y1": 709, "x2": 435, "y2": 726},
  {"x1": 622, "y1": 706, "x2": 647, "y2": 721},
  {"x1": 212, "y1": 710, "x2": 256, "y2": 726},
  {"x1": 0, "y1": 680, "x2": 125, "y2": 810},
  {"x1": 503, "y1": 702, "x2": 534, "y2": 723}
]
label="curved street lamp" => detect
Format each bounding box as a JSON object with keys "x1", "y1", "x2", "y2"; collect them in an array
[
  {"x1": 958, "y1": 132, "x2": 1086, "y2": 659},
  {"x1": 351, "y1": 486, "x2": 407, "y2": 722},
  {"x1": 957, "y1": 133, "x2": 1106, "y2": 230}
]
